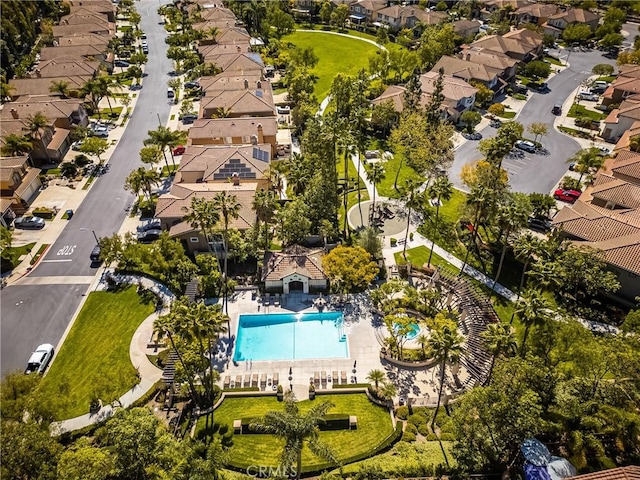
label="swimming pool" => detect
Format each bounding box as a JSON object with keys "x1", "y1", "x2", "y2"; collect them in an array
[
  {"x1": 234, "y1": 312, "x2": 349, "y2": 362},
  {"x1": 394, "y1": 322, "x2": 421, "y2": 340}
]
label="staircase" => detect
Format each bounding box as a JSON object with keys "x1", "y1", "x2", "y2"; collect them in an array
[{"x1": 162, "y1": 350, "x2": 179, "y2": 386}]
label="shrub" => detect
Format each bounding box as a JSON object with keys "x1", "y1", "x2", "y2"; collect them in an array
[
  {"x1": 405, "y1": 423, "x2": 418, "y2": 434},
  {"x1": 395, "y1": 405, "x2": 409, "y2": 420},
  {"x1": 74, "y1": 154, "x2": 91, "y2": 167},
  {"x1": 390, "y1": 238, "x2": 398, "y2": 247},
  {"x1": 514, "y1": 93, "x2": 527, "y2": 101},
  {"x1": 487, "y1": 103, "x2": 505, "y2": 115},
  {"x1": 440, "y1": 433, "x2": 455, "y2": 441},
  {"x1": 426, "y1": 432, "x2": 438, "y2": 441},
  {"x1": 561, "y1": 175, "x2": 581, "y2": 191},
  {"x1": 401, "y1": 431, "x2": 416, "y2": 442},
  {"x1": 407, "y1": 413, "x2": 426, "y2": 427},
  {"x1": 417, "y1": 424, "x2": 431, "y2": 436}
]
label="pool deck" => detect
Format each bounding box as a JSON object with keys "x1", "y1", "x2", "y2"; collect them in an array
[{"x1": 214, "y1": 290, "x2": 465, "y2": 404}]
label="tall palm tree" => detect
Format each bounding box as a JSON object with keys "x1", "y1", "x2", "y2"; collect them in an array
[
  {"x1": 182, "y1": 196, "x2": 220, "y2": 255},
  {"x1": 365, "y1": 161, "x2": 385, "y2": 223},
  {"x1": 513, "y1": 233, "x2": 543, "y2": 295},
  {"x1": 253, "y1": 188, "x2": 278, "y2": 250},
  {"x1": 416, "y1": 333, "x2": 429, "y2": 360},
  {"x1": 459, "y1": 186, "x2": 489, "y2": 277},
  {"x1": 366, "y1": 369, "x2": 386, "y2": 391},
  {"x1": 515, "y1": 288, "x2": 551, "y2": 357},
  {"x1": 400, "y1": 177, "x2": 422, "y2": 260},
  {"x1": 49, "y1": 79, "x2": 70, "y2": 98},
  {"x1": 567, "y1": 147, "x2": 604, "y2": 184},
  {"x1": 379, "y1": 382, "x2": 397, "y2": 402},
  {"x1": 125, "y1": 167, "x2": 160, "y2": 200},
  {"x1": 427, "y1": 176, "x2": 453, "y2": 267},
  {"x1": 250, "y1": 393, "x2": 338, "y2": 480},
  {"x1": 480, "y1": 322, "x2": 517, "y2": 385},
  {"x1": 429, "y1": 324, "x2": 464, "y2": 430},
  {"x1": 214, "y1": 191, "x2": 241, "y2": 314},
  {"x1": 144, "y1": 126, "x2": 186, "y2": 169},
  {"x1": 629, "y1": 135, "x2": 640, "y2": 153},
  {"x1": 25, "y1": 112, "x2": 52, "y2": 163},
  {"x1": 1, "y1": 134, "x2": 32, "y2": 156}
]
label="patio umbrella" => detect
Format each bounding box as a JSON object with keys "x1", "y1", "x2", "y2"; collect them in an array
[
  {"x1": 521, "y1": 438, "x2": 552, "y2": 467},
  {"x1": 547, "y1": 456, "x2": 576, "y2": 480},
  {"x1": 524, "y1": 463, "x2": 552, "y2": 480}
]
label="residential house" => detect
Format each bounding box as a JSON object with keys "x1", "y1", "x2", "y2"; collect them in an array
[
  {"x1": 544, "y1": 8, "x2": 600, "y2": 39},
  {"x1": 174, "y1": 144, "x2": 271, "y2": 185},
  {"x1": 214, "y1": 27, "x2": 252, "y2": 46},
  {"x1": 8, "y1": 76, "x2": 92, "y2": 101},
  {"x1": 604, "y1": 149, "x2": 640, "y2": 185},
  {"x1": 27, "y1": 59, "x2": 100, "y2": 79},
  {"x1": 372, "y1": 72, "x2": 478, "y2": 124},
  {"x1": 512, "y1": 2, "x2": 559, "y2": 25},
  {"x1": 200, "y1": 74, "x2": 265, "y2": 96},
  {"x1": 477, "y1": 0, "x2": 534, "y2": 20},
  {"x1": 187, "y1": 118, "x2": 278, "y2": 155},
  {"x1": 200, "y1": 52, "x2": 263, "y2": 75},
  {"x1": 262, "y1": 245, "x2": 328, "y2": 293},
  {"x1": 39, "y1": 45, "x2": 113, "y2": 66},
  {"x1": 52, "y1": 22, "x2": 115, "y2": 40},
  {"x1": 432, "y1": 55, "x2": 507, "y2": 97},
  {"x1": 197, "y1": 6, "x2": 237, "y2": 22},
  {"x1": 59, "y1": 8, "x2": 111, "y2": 27},
  {"x1": 601, "y1": 94, "x2": 640, "y2": 142},
  {"x1": 0, "y1": 156, "x2": 42, "y2": 223},
  {"x1": 469, "y1": 28, "x2": 543, "y2": 62},
  {"x1": 602, "y1": 65, "x2": 640, "y2": 107},
  {"x1": 68, "y1": 3, "x2": 116, "y2": 22},
  {"x1": 197, "y1": 43, "x2": 251, "y2": 61},
  {"x1": 155, "y1": 180, "x2": 259, "y2": 253},
  {"x1": 0, "y1": 98, "x2": 89, "y2": 163},
  {"x1": 200, "y1": 88, "x2": 275, "y2": 119},
  {"x1": 452, "y1": 19, "x2": 481, "y2": 40},
  {"x1": 349, "y1": 0, "x2": 387, "y2": 25},
  {"x1": 54, "y1": 33, "x2": 110, "y2": 49},
  {"x1": 374, "y1": 5, "x2": 447, "y2": 30},
  {"x1": 459, "y1": 46, "x2": 518, "y2": 83}
]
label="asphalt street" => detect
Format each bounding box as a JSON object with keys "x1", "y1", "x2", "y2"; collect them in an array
[
  {"x1": 449, "y1": 49, "x2": 618, "y2": 194},
  {"x1": 1, "y1": 0, "x2": 173, "y2": 376}
]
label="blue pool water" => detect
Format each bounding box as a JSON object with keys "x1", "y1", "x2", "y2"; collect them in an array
[
  {"x1": 394, "y1": 322, "x2": 421, "y2": 340},
  {"x1": 234, "y1": 312, "x2": 348, "y2": 362}
]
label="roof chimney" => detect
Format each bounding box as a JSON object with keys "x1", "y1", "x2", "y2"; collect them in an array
[
  {"x1": 231, "y1": 172, "x2": 240, "y2": 185},
  {"x1": 237, "y1": 45, "x2": 241, "y2": 53},
  {"x1": 35, "y1": 69, "x2": 41, "y2": 78},
  {"x1": 256, "y1": 80, "x2": 262, "y2": 88},
  {"x1": 244, "y1": 78, "x2": 249, "y2": 89},
  {"x1": 257, "y1": 123, "x2": 264, "y2": 143},
  {"x1": 10, "y1": 108, "x2": 18, "y2": 119}
]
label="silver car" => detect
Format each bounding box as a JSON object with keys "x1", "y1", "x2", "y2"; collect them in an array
[
  {"x1": 14, "y1": 216, "x2": 45, "y2": 229},
  {"x1": 25, "y1": 343, "x2": 54, "y2": 374}
]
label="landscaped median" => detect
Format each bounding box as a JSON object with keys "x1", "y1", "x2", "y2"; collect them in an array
[
  {"x1": 38, "y1": 285, "x2": 156, "y2": 419},
  {"x1": 195, "y1": 393, "x2": 398, "y2": 474}
]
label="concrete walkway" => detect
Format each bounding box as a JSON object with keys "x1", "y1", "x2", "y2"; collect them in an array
[
  {"x1": 51, "y1": 273, "x2": 175, "y2": 434},
  {"x1": 296, "y1": 29, "x2": 388, "y2": 52}
]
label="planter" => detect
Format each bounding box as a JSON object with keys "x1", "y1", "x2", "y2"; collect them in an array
[{"x1": 309, "y1": 391, "x2": 316, "y2": 400}]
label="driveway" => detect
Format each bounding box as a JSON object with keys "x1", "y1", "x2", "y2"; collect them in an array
[
  {"x1": 449, "y1": 49, "x2": 617, "y2": 194},
  {"x1": 0, "y1": 0, "x2": 174, "y2": 376}
]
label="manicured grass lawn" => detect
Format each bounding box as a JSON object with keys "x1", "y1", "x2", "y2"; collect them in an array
[
  {"x1": 38, "y1": 286, "x2": 155, "y2": 419},
  {"x1": 283, "y1": 31, "x2": 380, "y2": 101},
  {"x1": 596, "y1": 75, "x2": 616, "y2": 83},
  {"x1": 567, "y1": 104, "x2": 606, "y2": 121},
  {"x1": 90, "y1": 106, "x2": 124, "y2": 121},
  {"x1": 497, "y1": 111, "x2": 516, "y2": 119},
  {"x1": 376, "y1": 155, "x2": 424, "y2": 199},
  {"x1": 198, "y1": 393, "x2": 394, "y2": 471},
  {"x1": 544, "y1": 55, "x2": 563, "y2": 66}
]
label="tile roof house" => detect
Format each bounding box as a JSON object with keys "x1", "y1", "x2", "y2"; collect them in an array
[
  {"x1": 187, "y1": 118, "x2": 278, "y2": 156},
  {"x1": 200, "y1": 88, "x2": 275, "y2": 119},
  {"x1": 349, "y1": 0, "x2": 388, "y2": 24},
  {"x1": 452, "y1": 19, "x2": 481, "y2": 39},
  {"x1": 603, "y1": 65, "x2": 640, "y2": 107},
  {"x1": 477, "y1": 0, "x2": 533, "y2": 20},
  {"x1": 262, "y1": 245, "x2": 328, "y2": 293},
  {"x1": 200, "y1": 74, "x2": 266, "y2": 95},
  {"x1": 201, "y1": 52, "x2": 264, "y2": 75},
  {"x1": 214, "y1": 27, "x2": 252, "y2": 46},
  {"x1": 27, "y1": 59, "x2": 101, "y2": 79},
  {"x1": 372, "y1": 72, "x2": 478, "y2": 123},
  {"x1": 604, "y1": 149, "x2": 640, "y2": 185},
  {"x1": 566, "y1": 461, "x2": 640, "y2": 480},
  {"x1": 374, "y1": 5, "x2": 447, "y2": 30},
  {"x1": 601, "y1": 94, "x2": 640, "y2": 142},
  {"x1": 155, "y1": 181, "x2": 259, "y2": 253},
  {"x1": 470, "y1": 28, "x2": 543, "y2": 62},
  {"x1": 432, "y1": 55, "x2": 506, "y2": 97},
  {"x1": 52, "y1": 22, "x2": 115, "y2": 40},
  {"x1": 197, "y1": 43, "x2": 251, "y2": 60},
  {"x1": 175, "y1": 144, "x2": 272, "y2": 184},
  {"x1": 39, "y1": 45, "x2": 113, "y2": 66},
  {"x1": 8, "y1": 76, "x2": 92, "y2": 101},
  {"x1": 459, "y1": 46, "x2": 518, "y2": 82},
  {"x1": 0, "y1": 156, "x2": 42, "y2": 223},
  {"x1": 544, "y1": 8, "x2": 600, "y2": 38},
  {"x1": 68, "y1": 3, "x2": 116, "y2": 23},
  {"x1": 54, "y1": 33, "x2": 110, "y2": 49},
  {"x1": 512, "y1": 2, "x2": 559, "y2": 25}
]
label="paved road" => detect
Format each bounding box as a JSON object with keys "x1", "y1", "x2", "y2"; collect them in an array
[
  {"x1": 449, "y1": 49, "x2": 617, "y2": 194},
  {"x1": 0, "y1": 0, "x2": 173, "y2": 376}
]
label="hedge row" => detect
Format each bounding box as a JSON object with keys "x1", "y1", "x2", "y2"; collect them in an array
[{"x1": 238, "y1": 413, "x2": 351, "y2": 433}]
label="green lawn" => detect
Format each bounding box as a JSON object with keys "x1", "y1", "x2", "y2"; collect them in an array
[
  {"x1": 38, "y1": 286, "x2": 155, "y2": 419},
  {"x1": 567, "y1": 104, "x2": 606, "y2": 121},
  {"x1": 283, "y1": 31, "x2": 381, "y2": 101},
  {"x1": 197, "y1": 393, "x2": 394, "y2": 472},
  {"x1": 90, "y1": 106, "x2": 124, "y2": 121},
  {"x1": 376, "y1": 155, "x2": 424, "y2": 199},
  {"x1": 596, "y1": 75, "x2": 616, "y2": 83},
  {"x1": 544, "y1": 55, "x2": 563, "y2": 66},
  {"x1": 497, "y1": 111, "x2": 516, "y2": 119}
]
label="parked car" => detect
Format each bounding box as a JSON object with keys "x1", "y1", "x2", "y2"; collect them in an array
[
  {"x1": 142, "y1": 46, "x2": 149, "y2": 54},
  {"x1": 554, "y1": 188, "x2": 581, "y2": 203},
  {"x1": 578, "y1": 92, "x2": 599, "y2": 101},
  {"x1": 181, "y1": 114, "x2": 198, "y2": 124},
  {"x1": 72, "y1": 140, "x2": 84, "y2": 151},
  {"x1": 90, "y1": 244, "x2": 101, "y2": 262},
  {"x1": 173, "y1": 145, "x2": 185, "y2": 155},
  {"x1": 137, "y1": 229, "x2": 162, "y2": 243},
  {"x1": 597, "y1": 146, "x2": 611, "y2": 156},
  {"x1": 137, "y1": 218, "x2": 161, "y2": 233},
  {"x1": 568, "y1": 162, "x2": 576, "y2": 171},
  {"x1": 276, "y1": 106, "x2": 291, "y2": 115},
  {"x1": 91, "y1": 128, "x2": 108, "y2": 138},
  {"x1": 114, "y1": 59, "x2": 130, "y2": 67},
  {"x1": 25, "y1": 343, "x2": 54, "y2": 374},
  {"x1": 14, "y1": 216, "x2": 45, "y2": 229},
  {"x1": 552, "y1": 104, "x2": 562, "y2": 115},
  {"x1": 527, "y1": 216, "x2": 552, "y2": 232},
  {"x1": 515, "y1": 140, "x2": 536, "y2": 153},
  {"x1": 141, "y1": 32, "x2": 147, "y2": 39},
  {"x1": 184, "y1": 81, "x2": 200, "y2": 89},
  {"x1": 167, "y1": 89, "x2": 175, "y2": 99}
]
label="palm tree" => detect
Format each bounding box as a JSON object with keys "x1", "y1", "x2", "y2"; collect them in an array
[
  {"x1": 144, "y1": 126, "x2": 186, "y2": 169},
  {"x1": 250, "y1": 392, "x2": 338, "y2": 480},
  {"x1": 429, "y1": 324, "x2": 464, "y2": 430},
  {"x1": 400, "y1": 177, "x2": 422, "y2": 260},
  {"x1": 365, "y1": 162, "x2": 385, "y2": 223},
  {"x1": 416, "y1": 333, "x2": 429, "y2": 360},
  {"x1": 253, "y1": 188, "x2": 278, "y2": 250},
  {"x1": 515, "y1": 288, "x2": 551, "y2": 357},
  {"x1": 0, "y1": 77, "x2": 15, "y2": 103},
  {"x1": 1, "y1": 134, "x2": 32, "y2": 156},
  {"x1": 205, "y1": 26, "x2": 219, "y2": 43},
  {"x1": 480, "y1": 322, "x2": 517, "y2": 384},
  {"x1": 213, "y1": 192, "x2": 241, "y2": 314},
  {"x1": 513, "y1": 233, "x2": 543, "y2": 295},
  {"x1": 629, "y1": 135, "x2": 640, "y2": 153},
  {"x1": 49, "y1": 80, "x2": 70, "y2": 98},
  {"x1": 427, "y1": 176, "x2": 453, "y2": 267},
  {"x1": 182, "y1": 196, "x2": 220, "y2": 255},
  {"x1": 459, "y1": 186, "x2": 489, "y2": 277},
  {"x1": 366, "y1": 369, "x2": 386, "y2": 391},
  {"x1": 567, "y1": 147, "x2": 604, "y2": 184},
  {"x1": 25, "y1": 112, "x2": 52, "y2": 163},
  {"x1": 379, "y1": 382, "x2": 397, "y2": 402}
]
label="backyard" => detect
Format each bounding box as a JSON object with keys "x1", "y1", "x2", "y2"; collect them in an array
[
  {"x1": 197, "y1": 393, "x2": 395, "y2": 472},
  {"x1": 282, "y1": 31, "x2": 381, "y2": 101},
  {"x1": 38, "y1": 285, "x2": 156, "y2": 419}
]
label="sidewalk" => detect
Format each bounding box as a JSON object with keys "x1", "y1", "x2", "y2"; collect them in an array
[{"x1": 51, "y1": 273, "x2": 175, "y2": 434}]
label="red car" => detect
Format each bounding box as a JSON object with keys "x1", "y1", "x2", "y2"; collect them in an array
[
  {"x1": 172, "y1": 145, "x2": 185, "y2": 156},
  {"x1": 554, "y1": 188, "x2": 581, "y2": 203}
]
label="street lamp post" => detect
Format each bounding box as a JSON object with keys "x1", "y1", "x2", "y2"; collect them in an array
[{"x1": 80, "y1": 228, "x2": 99, "y2": 244}]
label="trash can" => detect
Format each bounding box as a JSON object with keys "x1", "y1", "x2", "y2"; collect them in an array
[{"x1": 65, "y1": 209, "x2": 74, "y2": 219}]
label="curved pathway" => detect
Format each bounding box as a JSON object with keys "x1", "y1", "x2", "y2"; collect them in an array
[
  {"x1": 51, "y1": 273, "x2": 175, "y2": 434},
  {"x1": 296, "y1": 29, "x2": 388, "y2": 52}
]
